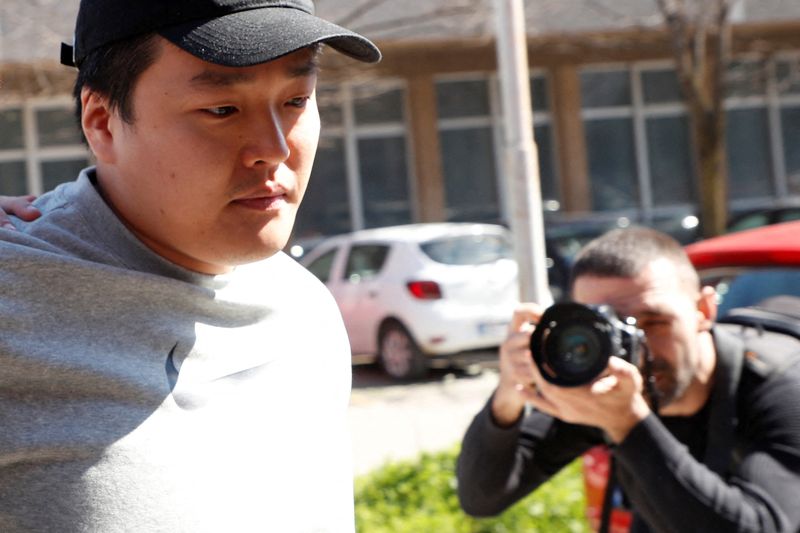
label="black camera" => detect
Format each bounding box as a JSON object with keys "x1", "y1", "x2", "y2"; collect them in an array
[{"x1": 529, "y1": 302, "x2": 645, "y2": 387}]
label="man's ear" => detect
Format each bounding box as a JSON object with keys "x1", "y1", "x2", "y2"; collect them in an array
[
  {"x1": 697, "y1": 285, "x2": 717, "y2": 331},
  {"x1": 80, "y1": 88, "x2": 116, "y2": 164}
]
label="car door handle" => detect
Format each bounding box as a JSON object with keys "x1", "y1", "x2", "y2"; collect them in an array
[{"x1": 367, "y1": 290, "x2": 378, "y2": 298}]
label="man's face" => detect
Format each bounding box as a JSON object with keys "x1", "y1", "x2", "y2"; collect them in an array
[
  {"x1": 571, "y1": 258, "x2": 708, "y2": 411},
  {"x1": 95, "y1": 38, "x2": 320, "y2": 274}
]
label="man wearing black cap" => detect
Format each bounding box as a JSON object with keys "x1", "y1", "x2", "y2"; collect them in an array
[{"x1": 0, "y1": 1, "x2": 379, "y2": 531}]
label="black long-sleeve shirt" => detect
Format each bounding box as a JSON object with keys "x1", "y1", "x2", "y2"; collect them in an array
[{"x1": 457, "y1": 326, "x2": 800, "y2": 532}]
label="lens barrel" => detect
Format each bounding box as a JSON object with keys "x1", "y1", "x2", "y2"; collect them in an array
[{"x1": 530, "y1": 302, "x2": 640, "y2": 387}]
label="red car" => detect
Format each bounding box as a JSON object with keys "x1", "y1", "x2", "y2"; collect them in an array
[{"x1": 584, "y1": 221, "x2": 800, "y2": 532}]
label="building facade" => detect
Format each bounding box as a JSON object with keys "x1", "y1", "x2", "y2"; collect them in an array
[{"x1": 2, "y1": 0, "x2": 800, "y2": 244}]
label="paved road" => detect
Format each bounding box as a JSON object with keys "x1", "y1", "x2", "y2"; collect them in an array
[{"x1": 348, "y1": 362, "x2": 499, "y2": 476}]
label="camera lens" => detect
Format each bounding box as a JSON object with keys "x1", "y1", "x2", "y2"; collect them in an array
[
  {"x1": 551, "y1": 324, "x2": 602, "y2": 375},
  {"x1": 530, "y1": 302, "x2": 614, "y2": 387}
]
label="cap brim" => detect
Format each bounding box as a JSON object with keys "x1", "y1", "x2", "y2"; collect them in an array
[{"x1": 159, "y1": 7, "x2": 381, "y2": 67}]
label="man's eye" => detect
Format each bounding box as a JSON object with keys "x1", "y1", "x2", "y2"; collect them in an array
[
  {"x1": 287, "y1": 96, "x2": 310, "y2": 109},
  {"x1": 204, "y1": 106, "x2": 237, "y2": 117}
]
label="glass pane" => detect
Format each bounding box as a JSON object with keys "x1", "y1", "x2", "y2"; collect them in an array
[
  {"x1": 727, "y1": 212, "x2": 770, "y2": 233},
  {"x1": 531, "y1": 75, "x2": 549, "y2": 113},
  {"x1": 726, "y1": 108, "x2": 772, "y2": 200},
  {"x1": 641, "y1": 69, "x2": 682, "y2": 104},
  {"x1": 354, "y1": 87, "x2": 404, "y2": 124},
  {"x1": 36, "y1": 108, "x2": 82, "y2": 147},
  {"x1": 726, "y1": 61, "x2": 766, "y2": 98},
  {"x1": 420, "y1": 234, "x2": 512, "y2": 265},
  {"x1": 580, "y1": 69, "x2": 631, "y2": 108},
  {"x1": 41, "y1": 159, "x2": 87, "y2": 192},
  {"x1": 316, "y1": 86, "x2": 343, "y2": 128},
  {"x1": 646, "y1": 116, "x2": 695, "y2": 206},
  {"x1": 0, "y1": 108, "x2": 24, "y2": 150},
  {"x1": 293, "y1": 137, "x2": 351, "y2": 238},
  {"x1": 534, "y1": 124, "x2": 558, "y2": 204},
  {"x1": 782, "y1": 106, "x2": 800, "y2": 195},
  {"x1": 440, "y1": 127, "x2": 499, "y2": 222},
  {"x1": 717, "y1": 268, "x2": 800, "y2": 316},
  {"x1": 776, "y1": 60, "x2": 800, "y2": 95},
  {"x1": 358, "y1": 136, "x2": 411, "y2": 228},
  {"x1": 345, "y1": 245, "x2": 390, "y2": 280},
  {"x1": 305, "y1": 249, "x2": 337, "y2": 284},
  {"x1": 436, "y1": 79, "x2": 490, "y2": 119},
  {"x1": 0, "y1": 161, "x2": 27, "y2": 196},
  {"x1": 585, "y1": 119, "x2": 638, "y2": 210}
]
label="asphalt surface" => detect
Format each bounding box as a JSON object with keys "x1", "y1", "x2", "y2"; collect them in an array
[{"x1": 348, "y1": 361, "x2": 500, "y2": 476}]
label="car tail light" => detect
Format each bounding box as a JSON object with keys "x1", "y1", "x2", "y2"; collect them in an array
[{"x1": 406, "y1": 280, "x2": 442, "y2": 300}]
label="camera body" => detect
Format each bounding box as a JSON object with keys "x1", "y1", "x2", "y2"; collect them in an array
[{"x1": 529, "y1": 302, "x2": 645, "y2": 387}]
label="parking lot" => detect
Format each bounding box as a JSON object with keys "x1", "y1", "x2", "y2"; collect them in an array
[{"x1": 349, "y1": 358, "x2": 499, "y2": 476}]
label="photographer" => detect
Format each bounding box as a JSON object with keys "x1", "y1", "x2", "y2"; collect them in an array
[{"x1": 457, "y1": 227, "x2": 800, "y2": 532}]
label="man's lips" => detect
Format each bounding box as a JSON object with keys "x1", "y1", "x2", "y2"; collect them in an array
[{"x1": 232, "y1": 193, "x2": 288, "y2": 211}]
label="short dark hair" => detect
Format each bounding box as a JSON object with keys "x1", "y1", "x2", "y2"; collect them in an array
[
  {"x1": 569, "y1": 226, "x2": 699, "y2": 293},
  {"x1": 73, "y1": 33, "x2": 161, "y2": 127}
]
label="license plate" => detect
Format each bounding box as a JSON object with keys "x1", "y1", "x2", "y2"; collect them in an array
[{"x1": 477, "y1": 321, "x2": 507, "y2": 338}]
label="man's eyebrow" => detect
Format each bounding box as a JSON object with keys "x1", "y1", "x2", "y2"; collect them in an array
[
  {"x1": 288, "y1": 56, "x2": 321, "y2": 78},
  {"x1": 188, "y1": 57, "x2": 320, "y2": 88},
  {"x1": 189, "y1": 70, "x2": 256, "y2": 88}
]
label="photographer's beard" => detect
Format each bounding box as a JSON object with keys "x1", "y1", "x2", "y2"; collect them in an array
[{"x1": 648, "y1": 352, "x2": 695, "y2": 409}]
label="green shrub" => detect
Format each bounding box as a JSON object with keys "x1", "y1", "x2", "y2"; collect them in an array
[{"x1": 354, "y1": 445, "x2": 590, "y2": 533}]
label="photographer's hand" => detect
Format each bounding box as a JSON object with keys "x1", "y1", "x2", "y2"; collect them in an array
[
  {"x1": 0, "y1": 195, "x2": 40, "y2": 229},
  {"x1": 528, "y1": 356, "x2": 651, "y2": 443},
  {"x1": 491, "y1": 303, "x2": 544, "y2": 427}
]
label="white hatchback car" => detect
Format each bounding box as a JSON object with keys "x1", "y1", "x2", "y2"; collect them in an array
[{"x1": 299, "y1": 223, "x2": 556, "y2": 380}]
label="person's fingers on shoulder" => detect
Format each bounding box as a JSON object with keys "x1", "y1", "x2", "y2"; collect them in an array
[
  {"x1": 508, "y1": 302, "x2": 544, "y2": 333},
  {"x1": 0, "y1": 195, "x2": 41, "y2": 226}
]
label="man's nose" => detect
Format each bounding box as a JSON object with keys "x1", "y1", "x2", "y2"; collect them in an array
[{"x1": 240, "y1": 112, "x2": 290, "y2": 168}]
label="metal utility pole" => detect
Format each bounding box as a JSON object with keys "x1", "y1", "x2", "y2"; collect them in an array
[{"x1": 494, "y1": 0, "x2": 551, "y2": 305}]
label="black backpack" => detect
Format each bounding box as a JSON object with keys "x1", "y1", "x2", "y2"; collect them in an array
[
  {"x1": 718, "y1": 295, "x2": 800, "y2": 377},
  {"x1": 721, "y1": 295, "x2": 800, "y2": 339}
]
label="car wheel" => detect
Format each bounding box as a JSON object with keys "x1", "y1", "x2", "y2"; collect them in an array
[{"x1": 379, "y1": 322, "x2": 427, "y2": 381}]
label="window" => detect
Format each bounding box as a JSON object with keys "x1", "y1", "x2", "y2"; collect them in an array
[
  {"x1": 0, "y1": 101, "x2": 90, "y2": 196},
  {"x1": 725, "y1": 60, "x2": 773, "y2": 202},
  {"x1": 726, "y1": 108, "x2": 773, "y2": 199},
  {"x1": 353, "y1": 86, "x2": 412, "y2": 229},
  {"x1": 305, "y1": 248, "x2": 338, "y2": 284},
  {"x1": 420, "y1": 234, "x2": 512, "y2": 265},
  {"x1": 435, "y1": 74, "x2": 556, "y2": 223},
  {"x1": 580, "y1": 68, "x2": 640, "y2": 212},
  {"x1": 294, "y1": 137, "x2": 351, "y2": 239},
  {"x1": 646, "y1": 115, "x2": 694, "y2": 205},
  {"x1": 777, "y1": 58, "x2": 800, "y2": 196},
  {"x1": 436, "y1": 77, "x2": 500, "y2": 222},
  {"x1": 344, "y1": 244, "x2": 390, "y2": 281},
  {"x1": 584, "y1": 117, "x2": 638, "y2": 210},
  {"x1": 291, "y1": 82, "x2": 413, "y2": 238}
]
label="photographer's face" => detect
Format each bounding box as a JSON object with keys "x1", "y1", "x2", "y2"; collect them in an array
[
  {"x1": 572, "y1": 258, "x2": 716, "y2": 414},
  {"x1": 85, "y1": 38, "x2": 320, "y2": 274}
]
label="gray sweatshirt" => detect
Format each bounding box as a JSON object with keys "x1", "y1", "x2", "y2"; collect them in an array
[{"x1": 0, "y1": 169, "x2": 355, "y2": 532}]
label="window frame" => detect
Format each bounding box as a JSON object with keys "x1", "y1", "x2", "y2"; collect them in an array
[{"x1": 0, "y1": 96, "x2": 90, "y2": 196}]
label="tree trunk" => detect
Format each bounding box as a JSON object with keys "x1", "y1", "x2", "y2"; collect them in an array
[{"x1": 692, "y1": 105, "x2": 728, "y2": 238}]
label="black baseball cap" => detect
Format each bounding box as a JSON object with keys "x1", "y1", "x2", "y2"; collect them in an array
[{"x1": 60, "y1": 0, "x2": 381, "y2": 68}]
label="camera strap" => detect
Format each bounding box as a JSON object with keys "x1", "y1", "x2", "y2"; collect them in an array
[{"x1": 598, "y1": 454, "x2": 617, "y2": 533}]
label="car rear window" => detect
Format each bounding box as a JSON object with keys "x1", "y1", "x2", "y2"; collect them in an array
[
  {"x1": 419, "y1": 234, "x2": 513, "y2": 265},
  {"x1": 716, "y1": 268, "x2": 800, "y2": 316}
]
